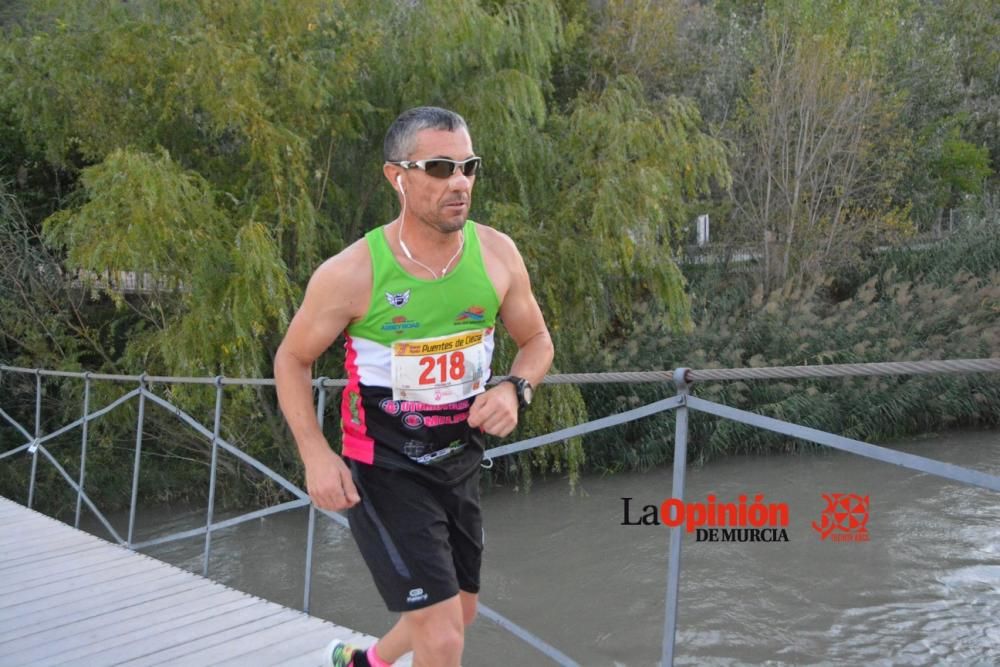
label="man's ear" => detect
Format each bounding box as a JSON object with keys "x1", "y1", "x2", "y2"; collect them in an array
[{"x1": 383, "y1": 162, "x2": 404, "y2": 193}]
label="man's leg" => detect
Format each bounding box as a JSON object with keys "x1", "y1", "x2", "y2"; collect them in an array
[
  {"x1": 342, "y1": 462, "x2": 483, "y2": 665},
  {"x1": 372, "y1": 591, "x2": 478, "y2": 664},
  {"x1": 459, "y1": 590, "x2": 478, "y2": 626}
]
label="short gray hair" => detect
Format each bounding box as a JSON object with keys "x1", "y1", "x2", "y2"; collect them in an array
[{"x1": 383, "y1": 107, "x2": 469, "y2": 162}]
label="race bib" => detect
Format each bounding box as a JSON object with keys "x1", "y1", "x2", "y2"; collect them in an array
[{"x1": 391, "y1": 330, "x2": 488, "y2": 405}]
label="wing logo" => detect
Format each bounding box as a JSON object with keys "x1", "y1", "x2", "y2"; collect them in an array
[{"x1": 386, "y1": 290, "x2": 411, "y2": 308}]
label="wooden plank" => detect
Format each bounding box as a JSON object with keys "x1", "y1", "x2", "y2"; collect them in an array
[
  {"x1": 3, "y1": 589, "x2": 253, "y2": 664},
  {"x1": 140, "y1": 613, "x2": 307, "y2": 666},
  {"x1": 1, "y1": 509, "x2": 89, "y2": 533},
  {"x1": 213, "y1": 620, "x2": 370, "y2": 667},
  {"x1": 1, "y1": 510, "x2": 74, "y2": 530},
  {"x1": 0, "y1": 577, "x2": 202, "y2": 640},
  {"x1": 0, "y1": 541, "x2": 135, "y2": 580},
  {"x1": 0, "y1": 560, "x2": 186, "y2": 622},
  {"x1": 2, "y1": 523, "x2": 90, "y2": 545},
  {"x1": 2, "y1": 543, "x2": 146, "y2": 587},
  {"x1": 91, "y1": 604, "x2": 295, "y2": 665},
  {"x1": 0, "y1": 496, "x2": 35, "y2": 512},
  {"x1": 0, "y1": 539, "x2": 109, "y2": 570},
  {"x1": 54, "y1": 596, "x2": 264, "y2": 665},
  {"x1": 0, "y1": 547, "x2": 138, "y2": 595},
  {"x1": 0, "y1": 498, "x2": 122, "y2": 545},
  {"x1": 0, "y1": 533, "x2": 106, "y2": 562},
  {"x1": 0, "y1": 530, "x2": 106, "y2": 560},
  {"x1": 0, "y1": 554, "x2": 176, "y2": 607},
  {"x1": 0, "y1": 509, "x2": 46, "y2": 526},
  {"x1": 174, "y1": 613, "x2": 340, "y2": 666},
  {"x1": 1, "y1": 521, "x2": 111, "y2": 550},
  {"x1": 0, "y1": 497, "x2": 392, "y2": 666}
]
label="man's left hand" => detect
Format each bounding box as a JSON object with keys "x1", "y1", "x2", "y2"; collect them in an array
[{"x1": 468, "y1": 383, "x2": 519, "y2": 437}]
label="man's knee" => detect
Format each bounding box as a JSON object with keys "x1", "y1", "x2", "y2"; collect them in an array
[
  {"x1": 424, "y1": 623, "x2": 464, "y2": 657},
  {"x1": 405, "y1": 598, "x2": 465, "y2": 659}
]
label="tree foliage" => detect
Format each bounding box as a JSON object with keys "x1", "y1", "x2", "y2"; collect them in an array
[
  {"x1": 727, "y1": 0, "x2": 912, "y2": 284},
  {"x1": 1, "y1": 0, "x2": 730, "y2": 499},
  {"x1": 2, "y1": 0, "x2": 726, "y2": 375},
  {"x1": 3, "y1": 0, "x2": 999, "y2": 503}
]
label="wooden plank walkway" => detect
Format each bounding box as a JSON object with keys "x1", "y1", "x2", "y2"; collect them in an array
[{"x1": 0, "y1": 496, "x2": 387, "y2": 666}]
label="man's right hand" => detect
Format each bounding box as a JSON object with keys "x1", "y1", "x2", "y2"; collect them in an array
[{"x1": 303, "y1": 447, "x2": 361, "y2": 511}]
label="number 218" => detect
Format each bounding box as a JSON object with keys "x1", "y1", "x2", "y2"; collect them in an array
[{"x1": 418, "y1": 351, "x2": 466, "y2": 385}]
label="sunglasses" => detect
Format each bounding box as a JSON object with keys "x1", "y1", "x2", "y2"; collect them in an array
[{"x1": 389, "y1": 156, "x2": 482, "y2": 179}]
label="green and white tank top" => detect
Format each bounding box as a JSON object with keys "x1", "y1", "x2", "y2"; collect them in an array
[{"x1": 339, "y1": 221, "x2": 500, "y2": 483}]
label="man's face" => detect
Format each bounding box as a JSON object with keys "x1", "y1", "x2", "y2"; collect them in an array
[{"x1": 392, "y1": 128, "x2": 475, "y2": 234}]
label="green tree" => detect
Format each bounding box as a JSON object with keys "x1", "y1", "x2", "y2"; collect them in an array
[
  {"x1": 4, "y1": 0, "x2": 373, "y2": 376},
  {"x1": 884, "y1": 0, "x2": 997, "y2": 229},
  {"x1": 2, "y1": 1, "x2": 730, "y2": 497},
  {"x1": 728, "y1": 0, "x2": 910, "y2": 285}
]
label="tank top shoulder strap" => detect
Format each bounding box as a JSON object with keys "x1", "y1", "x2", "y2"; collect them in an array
[{"x1": 363, "y1": 225, "x2": 393, "y2": 289}]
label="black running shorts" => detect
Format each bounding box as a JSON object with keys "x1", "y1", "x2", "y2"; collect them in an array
[{"x1": 346, "y1": 459, "x2": 483, "y2": 612}]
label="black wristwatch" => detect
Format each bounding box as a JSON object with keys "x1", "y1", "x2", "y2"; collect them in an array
[{"x1": 501, "y1": 376, "x2": 534, "y2": 410}]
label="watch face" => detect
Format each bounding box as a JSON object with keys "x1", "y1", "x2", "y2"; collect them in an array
[{"x1": 522, "y1": 382, "x2": 534, "y2": 406}]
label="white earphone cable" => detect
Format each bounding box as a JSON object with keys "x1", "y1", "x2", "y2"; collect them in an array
[{"x1": 397, "y1": 181, "x2": 464, "y2": 279}]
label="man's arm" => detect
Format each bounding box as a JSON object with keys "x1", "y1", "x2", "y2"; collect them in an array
[
  {"x1": 468, "y1": 232, "x2": 554, "y2": 437},
  {"x1": 274, "y1": 242, "x2": 370, "y2": 511}
]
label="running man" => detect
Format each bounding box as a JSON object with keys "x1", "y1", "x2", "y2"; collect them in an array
[{"x1": 274, "y1": 106, "x2": 553, "y2": 667}]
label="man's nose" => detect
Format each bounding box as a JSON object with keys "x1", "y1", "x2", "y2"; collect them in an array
[{"x1": 448, "y1": 169, "x2": 473, "y2": 190}]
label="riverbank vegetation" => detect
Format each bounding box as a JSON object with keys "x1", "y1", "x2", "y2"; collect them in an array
[
  {"x1": 582, "y1": 208, "x2": 1000, "y2": 474},
  {"x1": 1, "y1": 0, "x2": 997, "y2": 510}
]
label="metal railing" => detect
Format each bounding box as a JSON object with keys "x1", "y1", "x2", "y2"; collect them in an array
[{"x1": 2, "y1": 359, "x2": 1000, "y2": 665}]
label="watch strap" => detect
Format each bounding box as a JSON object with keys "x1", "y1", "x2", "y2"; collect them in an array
[{"x1": 501, "y1": 376, "x2": 530, "y2": 410}]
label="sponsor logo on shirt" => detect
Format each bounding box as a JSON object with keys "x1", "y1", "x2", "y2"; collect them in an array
[
  {"x1": 386, "y1": 290, "x2": 411, "y2": 308},
  {"x1": 382, "y1": 315, "x2": 420, "y2": 333},
  {"x1": 455, "y1": 305, "x2": 485, "y2": 324}
]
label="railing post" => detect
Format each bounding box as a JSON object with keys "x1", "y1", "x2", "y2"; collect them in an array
[
  {"x1": 304, "y1": 504, "x2": 317, "y2": 613},
  {"x1": 127, "y1": 373, "x2": 148, "y2": 547},
  {"x1": 662, "y1": 367, "x2": 692, "y2": 666},
  {"x1": 27, "y1": 370, "x2": 42, "y2": 509},
  {"x1": 303, "y1": 377, "x2": 327, "y2": 612},
  {"x1": 203, "y1": 376, "x2": 225, "y2": 577},
  {"x1": 74, "y1": 373, "x2": 92, "y2": 528}
]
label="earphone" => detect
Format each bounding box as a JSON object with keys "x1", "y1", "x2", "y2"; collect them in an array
[{"x1": 393, "y1": 171, "x2": 463, "y2": 278}]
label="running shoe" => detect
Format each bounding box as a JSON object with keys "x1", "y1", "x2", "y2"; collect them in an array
[{"x1": 324, "y1": 639, "x2": 360, "y2": 667}]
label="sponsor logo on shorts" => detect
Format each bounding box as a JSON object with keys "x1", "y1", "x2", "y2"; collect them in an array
[
  {"x1": 413, "y1": 439, "x2": 466, "y2": 465},
  {"x1": 402, "y1": 439, "x2": 429, "y2": 458},
  {"x1": 407, "y1": 587, "x2": 429, "y2": 604},
  {"x1": 402, "y1": 413, "x2": 424, "y2": 430}
]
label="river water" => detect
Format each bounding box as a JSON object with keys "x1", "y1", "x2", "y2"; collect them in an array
[{"x1": 90, "y1": 430, "x2": 1000, "y2": 666}]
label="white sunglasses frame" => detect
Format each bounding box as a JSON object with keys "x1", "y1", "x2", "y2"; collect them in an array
[{"x1": 387, "y1": 156, "x2": 482, "y2": 178}]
